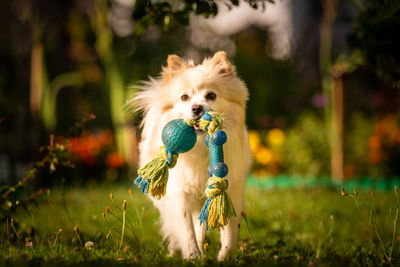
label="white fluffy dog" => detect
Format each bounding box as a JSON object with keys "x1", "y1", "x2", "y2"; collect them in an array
[{"x1": 133, "y1": 51, "x2": 251, "y2": 260}]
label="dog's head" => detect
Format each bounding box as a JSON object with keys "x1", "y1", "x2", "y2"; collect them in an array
[{"x1": 134, "y1": 51, "x2": 248, "y2": 127}]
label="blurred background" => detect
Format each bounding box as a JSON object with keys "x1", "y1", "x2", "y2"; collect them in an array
[{"x1": 1, "y1": 0, "x2": 399, "y2": 190}]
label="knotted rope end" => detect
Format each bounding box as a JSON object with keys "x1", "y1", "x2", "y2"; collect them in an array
[
  {"x1": 199, "y1": 177, "x2": 236, "y2": 230},
  {"x1": 134, "y1": 146, "x2": 178, "y2": 199}
]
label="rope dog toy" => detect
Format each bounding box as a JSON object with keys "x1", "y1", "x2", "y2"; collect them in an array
[{"x1": 134, "y1": 112, "x2": 236, "y2": 229}]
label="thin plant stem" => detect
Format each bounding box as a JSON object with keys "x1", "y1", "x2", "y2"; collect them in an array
[
  {"x1": 53, "y1": 229, "x2": 62, "y2": 247},
  {"x1": 125, "y1": 215, "x2": 137, "y2": 238},
  {"x1": 369, "y1": 194, "x2": 390, "y2": 261},
  {"x1": 242, "y1": 212, "x2": 256, "y2": 243},
  {"x1": 1, "y1": 170, "x2": 38, "y2": 199},
  {"x1": 390, "y1": 208, "x2": 398, "y2": 261},
  {"x1": 111, "y1": 201, "x2": 137, "y2": 239},
  {"x1": 117, "y1": 200, "x2": 127, "y2": 256},
  {"x1": 369, "y1": 195, "x2": 374, "y2": 225},
  {"x1": 321, "y1": 216, "x2": 335, "y2": 246},
  {"x1": 2, "y1": 135, "x2": 53, "y2": 200},
  {"x1": 10, "y1": 219, "x2": 21, "y2": 241},
  {"x1": 108, "y1": 210, "x2": 136, "y2": 238},
  {"x1": 134, "y1": 204, "x2": 145, "y2": 242},
  {"x1": 111, "y1": 200, "x2": 141, "y2": 238},
  {"x1": 108, "y1": 226, "x2": 122, "y2": 236},
  {"x1": 74, "y1": 229, "x2": 82, "y2": 248},
  {"x1": 316, "y1": 220, "x2": 323, "y2": 259},
  {"x1": 103, "y1": 212, "x2": 123, "y2": 236},
  {"x1": 6, "y1": 219, "x2": 10, "y2": 245},
  {"x1": 344, "y1": 189, "x2": 391, "y2": 263},
  {"x1": 108, "y1": 210, "x2": 123, "y2": 223},
  {"x1": 390, "y1": 188, "x2": 400, "y2": 261},
  {"x1": 373, "y1": 223, "x2": 389, "y2": 260},
  {"x1": 348, "y1": 194, "x2": 361, "y2": 211}
]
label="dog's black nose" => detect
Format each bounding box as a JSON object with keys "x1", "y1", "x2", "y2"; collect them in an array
[{"x1": 191, "y1": 105, "x2": 204, "y2": 116}]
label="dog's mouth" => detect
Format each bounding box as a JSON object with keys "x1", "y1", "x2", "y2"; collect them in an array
[
  {"x1": 193, "y1": 125, "x2": 206, "y2": 135},
  {"x1": 191, "y1": 114, "x2": 202, "y2": 120}
]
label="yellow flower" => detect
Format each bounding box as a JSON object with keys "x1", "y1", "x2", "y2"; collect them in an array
[
  {"x1": 248, "y1": 130, "x2": 261, "y2": 153},
  {"x1": 254, "y1": 146, "x2": 273, "y2": 165},
  {"x1": 267, "y1": 128, "x2": 285, "y2": 147}
]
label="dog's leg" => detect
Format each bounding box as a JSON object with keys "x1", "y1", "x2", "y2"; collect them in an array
[
  {"x1": 156, "y1": 198, "x2": 200, "y2": 259},
  {"x1": 179, "y1": 199, "x2": 202, "y2": 259},
  {"x1": 162, "y1": 196, "x2": 201, "y2": 259},
  {"x1": 157, "y1": 202, "x2": 179, "y2": 256},
  {"x1": 192, "y1": 211, "x2": 206, "y2": 257},
  {"x1": 217, "y1": 193, "x2": 244, "y2": 261},
  {"x1": 183, "y1": 207, "x2": 202, "y2": 259}
]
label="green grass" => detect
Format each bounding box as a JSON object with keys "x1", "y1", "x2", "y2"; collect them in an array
[{"x1": 1, "y1": 183, "x2": 399, "y2": 266}]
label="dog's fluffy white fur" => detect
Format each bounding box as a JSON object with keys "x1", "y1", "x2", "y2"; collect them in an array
[{"x1": 133, "y1": 51, "x2": 251, "y2": 260}]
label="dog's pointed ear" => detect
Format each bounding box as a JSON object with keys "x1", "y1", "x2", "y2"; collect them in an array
[
  {"x1": 211, "y1": 51, "x2": 233, "y2": 77},
  {"x1": 164, "y1": 55, "x2": 187, "y2": 82}
]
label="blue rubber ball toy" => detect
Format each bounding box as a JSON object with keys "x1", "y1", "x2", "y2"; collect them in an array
[
  {"x1": 211, "y1": 130, "x2": 227, "y2": 146},
  {"x1": 162, "y1": 119, "x2": 197, "y2": 153},
  {"x1": 212, "y1": 162, "x2": 228, "y2": 178}
]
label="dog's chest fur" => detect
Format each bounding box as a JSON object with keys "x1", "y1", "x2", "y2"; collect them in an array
[{"x1": 166, "y1": 134, "x2": 210, "y2": 199}]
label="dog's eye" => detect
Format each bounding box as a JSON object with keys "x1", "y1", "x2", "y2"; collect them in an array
[
  {"x1": 180, "y1": 94, "x2": 189, "y2": 101},
  {"x1": 205, "y1": 92, "x2": 216, "y2": 101}
]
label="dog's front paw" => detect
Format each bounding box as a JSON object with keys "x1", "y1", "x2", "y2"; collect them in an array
[
  {"x1": 182, "y1": 247, "x2": 202, "y2": 260},
  {"x1": 217, "y1": 246, "x2": 235, "y2": 261}
]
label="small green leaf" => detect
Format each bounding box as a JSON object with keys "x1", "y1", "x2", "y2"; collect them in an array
[
  {"x1": 0, "y1": 185, "x2": 10, "y2": 194},
  {"x1": 377, "y1": 0, "x2": 400, "y2": 21}
]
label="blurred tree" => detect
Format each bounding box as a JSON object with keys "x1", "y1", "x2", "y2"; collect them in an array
[
  {"x1": 132, "y1": 0, "x2": 274, "y2": 34},
  {"x1": 348, "y1": 0, "x2": 400, "y2": 83},
  {"x1": 320, "y1": 0, "x2": 400, "y2": 181}
]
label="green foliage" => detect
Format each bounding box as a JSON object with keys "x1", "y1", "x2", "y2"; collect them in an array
[
  {"x1": 281, "y1": 114, "x2": 330, "y2": 177},
  {"x1": 348, "y1": 0, "x2": 400, "y2": 81},
  {"x1": 0, "y1": 115, "x2": 96, "y2": 225},
  {"x1": 278, "y1": 112, "x2": 400, "y2": 179},
  {"x1": 345, "y1": 113, "x2": 372, "y2": 174},
  {"x1": 345, "y1": 113, "x2": 400, "y2": 179},
  {"x1": 132, "y1": 0, "x2": 275, "y2": 35},
  {"x1": 0, "y1": 139, "x2": 73, "y2": 223},
  {"x1": 340, "y1": 186, "x2": 400, "y2": 263},
  {"x1": 133, "y1": 0, "x2": 218, "y2": 35}
]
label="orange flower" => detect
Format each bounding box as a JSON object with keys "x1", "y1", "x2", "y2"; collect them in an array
[
  {"x1": 67, "y1": 130, "x2": 115, "y2": 165},
  {"x1": 368, "y1": 150, "x2": 383, "y2": 164},
  {"x1": 391, "y1": 130, "x2": 400, "y2": 144},
  {"x1": 375, "y1": 115, "x2": 397, "y2": 136},
  {"x1": 98, "y1": 130, "x2": 113, "y2": 146},
  {"x1": 368, "y1": 135, "x2": 381, "y2": 150},
  {"x1": 106, "y1": 152, "x2": 125, "y2": 168}
]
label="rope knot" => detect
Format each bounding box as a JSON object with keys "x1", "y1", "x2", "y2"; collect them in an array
[
  {"x1": 184, "y1": 119, "x2": 198, "y2": 127},
  {"x1": 205, "y1": 177, "x2": 228, "y2": 198},
  {"x1": 158, "y1": 146, "x2": 178, "y2": 168},
  {"x1": 199, "y1": 118, "x2": 211, "y2": 132}
]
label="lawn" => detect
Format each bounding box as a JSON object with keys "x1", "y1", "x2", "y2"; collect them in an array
[{"x1": 1, "y1": 182, "x2": 399, "y2": 266}]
